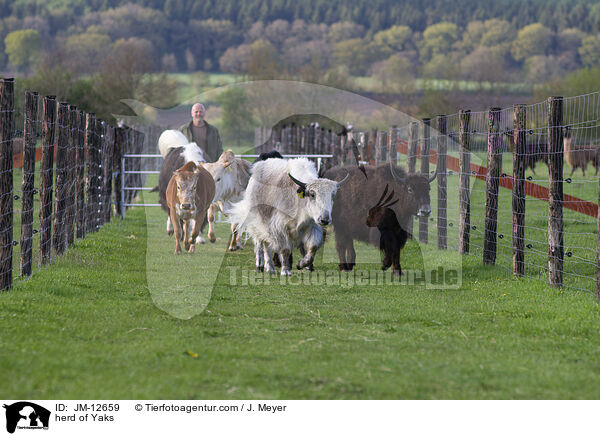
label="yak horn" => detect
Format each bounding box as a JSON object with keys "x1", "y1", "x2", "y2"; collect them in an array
[
  {"x1": 388, "y1": 160, "x2": 404, "y2": 183},
  {"x1": 427, "y1": 165, "x2": 438, "y2": 183},
  {"x1": 336, "y1": 170, "x2": 350, "y2": 187},
  {"x1": 288, "y1": 173, "x2": 307, "y2": 190}
]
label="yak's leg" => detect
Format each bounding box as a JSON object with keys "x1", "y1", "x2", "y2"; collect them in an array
[
  {"x1": 189, "y1": 213, "x2": 205, "y2": 253},
  {"x1": 171, "y1": 212, "x2": 182, "y2": 255},
  {"x1": 166, "y1": 216, "x2": 173, "y2": 236},
  {"x1": 234, "y1": 224, "x2": 244, "y2": 250},
  {"x1": 345, "y1": 242, "x2": 356, "y2": 271},
  {"x1": 279, "y1": 248, "x2": 292, "y2": 276},
  {"x1": 263, "y1": 242, "x2": 276, "y2": 274},
  {"x1": 297, "y1": 225, "x2": 322, "y2": 270},
  {"x1": 207, "y1": 203, "x2": 217, "y2": 243},
  {"x1": 335, "y1": 233, "x2": 349, "y2": 271},
  {"x1": 228, "y1": 223, "x2": 238, "y2": 251},
  {"x1": 254, "y1": 239, "x2": 264, "y2": 272}
]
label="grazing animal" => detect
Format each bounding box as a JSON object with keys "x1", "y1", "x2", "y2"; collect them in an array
[
  {"x1": 503, "y1": 131, "x2": 548, "y2": 174},
  {"x1": 165, "y1": 161, "x2": 215, "y2": 254},
  {"x1": 158, "y1": 141, "x2": 207, "y2": 239},
  {"x1": 563, "y1": 128, "x2": 594, "y2": 176},
  {"x1": 229, "y1": 158, "x2": 349, "y2": 275},
  {"x1": 200, "y1": 150, "x2": 252, "y2": 250},
  {"x1": 323, "y1": 164, "x2": 435, "y2": 271},
  {"x1": 590, "y1": 145, "x2": 600, "y2": 176},
  {"x1": 366, "y1": 185, "x2": 407, "y2": 276}
]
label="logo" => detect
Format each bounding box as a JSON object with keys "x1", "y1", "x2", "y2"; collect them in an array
[{"x1": 3, "y1": 402, "x2": 50, "y2": 434}]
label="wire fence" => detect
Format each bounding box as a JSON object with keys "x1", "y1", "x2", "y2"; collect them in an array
[
  {"x1": 0, "y1": 80, "x2": 144, "y2": 292},
  {"x1": 253, "y1": 91, "x2": 600, "y2": 296}
]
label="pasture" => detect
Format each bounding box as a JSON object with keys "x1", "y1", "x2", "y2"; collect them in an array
[{"x1": 1, "y1": 169, "x2": 600, "y2": 399}]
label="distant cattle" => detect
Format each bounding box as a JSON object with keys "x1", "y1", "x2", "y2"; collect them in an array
[
  {"x1": 504, "y1": 131, "x2": 548, "y2": 174},
  {"x1": 323, "y1": 164, "x2": 435, "y2": 271},
  {"x1": 229, "y1": 158, "x2": 349, "y2": 275},
  {"x1": 165, "y1": 161, "x2": 215, "y2": 254}
]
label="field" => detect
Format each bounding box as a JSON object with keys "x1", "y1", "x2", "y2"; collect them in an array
[{"x1": 1, "y1": 168, "x2": 600, "y2": 399}]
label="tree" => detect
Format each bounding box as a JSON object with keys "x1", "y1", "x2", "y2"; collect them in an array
[
  {"x1": 578, "y1": 35, "x2": 600, "y2": 67},
  {"x1": 373, "y1": 25, "x2": 412, "y2": 54},
  {"x1": 247, "y1": 39, "x2": 281, "y2": 79},
  {"x1": 215, "y1": 87, "x2": 254, "y2": 146},
  {"x1": 327, "y1": 21, "x2": 365, "y2": 42},
  {"x1": 4, "y1": 29, "x2": 41, "y2": 72},
  {"x1": 65, "y1": 30, "x2": 112, "y2": 74},
  {"x1": 370, "y1": 55, "x2": 415, "y2": 92},
  {"x1": 419, "y1": 22, "x2": 458, "y2": 62},
  {"x1": 219, "y1": 44, "x2": 251, "y2": 74},
  {"x1": 460, "y1": 46, "x2": 508, "y2": 82},
  {"x1": 511, "y1": 23, "x2": 552, "y2": 61},
  {"x1": 459, "y1": 21, "x2": 486, "y2": 52},
  {"x1": 422, "y1": 53, "x2": 460, "y2": 79},
  {"x1": 333, "y1": 38, "x2": 381, "y2": 75}
]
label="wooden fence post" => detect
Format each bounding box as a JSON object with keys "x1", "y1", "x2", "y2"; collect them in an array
[
  {"x1": 20, "y1": 91, "x2": 38, "y2": 276},
  {"x1": 512, "y1": 105, "x2": 526, "y2": 276},
  {"x1": 483, "y1": 108, "x2": 502, "y2": 265},
  {"x1": 419, "y1": 118, "x2": 431, "y2": 243},
  {"x1": 0, "y1": 78, "x2": 14, "y2": 290},
  {"x1": 113, "y1": 127, "x2": 123, "y2": 219},
  {"x1": 103, "y1": 125, "x2": 114, "y2": 223},
  {"x1": 407, "y1": 122, "x2": 419, "y2": 174},
  {"x1": 458, "y1": 110, "x2": 471, "y2": 255},
  {"x1": 375, "y1": 130, "x2": 387, "y2": 165},
  {"x1": 65, "y1": 105, "x2": 77, "y2": 247},
  {"x1": 96, "y1": 120, "x2": 106, "y2": 228},
  {"x1": 85, "y1": 113, "x2": 96, "y2": 233},
  {"x1": 39, "y1": 95, "x2": 56, "y2": 266},
  {"x1": 436, "y1": 115, "x2": 447, "y2": 250},
  {"x1": 548, "y1": 96, "x2": 563, "y2": 287},
  {"x1": 388, "y1": 126, "x2": 397, "y2": 166},
  {"x1": 52, "y1": 102, "x2": 69, "y2": 256},
  {"x1": 75, "y1": 110, "x2": 85, "y2": 238}
]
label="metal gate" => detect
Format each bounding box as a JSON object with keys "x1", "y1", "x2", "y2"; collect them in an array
[{"x1": 121, "y1": 153, "x2": 333, "y2": 221}]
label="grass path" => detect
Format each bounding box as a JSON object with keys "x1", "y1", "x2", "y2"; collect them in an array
[{"x1": 1, "y1": 198, "x2": 600, "y2": 399}]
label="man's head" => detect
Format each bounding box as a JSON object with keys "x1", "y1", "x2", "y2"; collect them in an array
[{"x1": 191, "y1": 103, "x2": 206, "y2": 126}]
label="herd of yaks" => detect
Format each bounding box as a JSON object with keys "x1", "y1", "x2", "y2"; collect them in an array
[
  {"x1": 155, "y1": 125, "x2": 597, "y2": 276},
  {"x1": 156, "y1": 130, "x2": 436, "y2": 276}
]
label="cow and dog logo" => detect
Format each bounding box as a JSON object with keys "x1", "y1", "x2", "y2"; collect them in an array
[{"x1": 3, "y1": 402, "x2": 50, "y2": 434}]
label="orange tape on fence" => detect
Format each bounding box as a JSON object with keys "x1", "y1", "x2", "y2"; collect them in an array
[
  {"x1": 397, "y1": 140, "x2": 598, "y2": 218},
  {"x1": 13, "y1": 147, "x2": 56, "y2": 169}
]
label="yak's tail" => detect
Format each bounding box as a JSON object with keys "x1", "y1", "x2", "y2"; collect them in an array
[{"x1": 227, "y1": 198, "x2": 250, "y2": 236}]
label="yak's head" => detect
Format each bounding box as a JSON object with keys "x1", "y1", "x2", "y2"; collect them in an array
[
  {"x1": 289, "y1": 172, "x2": 350, "y2": 226},
  {"x1": 388, "y1": 163, "x2": 436, "y2": 218},
  {"x1": 173, "y1": 161, "x2": 202, "y2": 215}
]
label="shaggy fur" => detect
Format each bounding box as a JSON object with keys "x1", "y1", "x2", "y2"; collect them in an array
[
  {"x1": 324, "y1": 164, "x2": 432, "y2": 271},
  {"x1": 229, "y1": 158, "x2": 343, "y2": 275}
]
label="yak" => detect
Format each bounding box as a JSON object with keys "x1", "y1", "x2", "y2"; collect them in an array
[{"x1": 323, "y1": 163, "x2": 436, "y2": 271}]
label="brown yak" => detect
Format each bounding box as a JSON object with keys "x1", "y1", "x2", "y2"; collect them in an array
[
  {"x1": 166, "y1": 161, "x2": 215, "y2": 254},
  {"x1": 324, "y1": 164, "x2": 436, "y2": 271}
]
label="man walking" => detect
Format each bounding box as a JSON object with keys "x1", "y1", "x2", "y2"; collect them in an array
[{"x1": 179, "y1": 103, "x2": 223, "y2": 162}]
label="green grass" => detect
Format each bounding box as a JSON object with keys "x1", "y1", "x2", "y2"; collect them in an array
[{"x1": 1, "y1": 175, "x2": 600, "y2": 399}]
